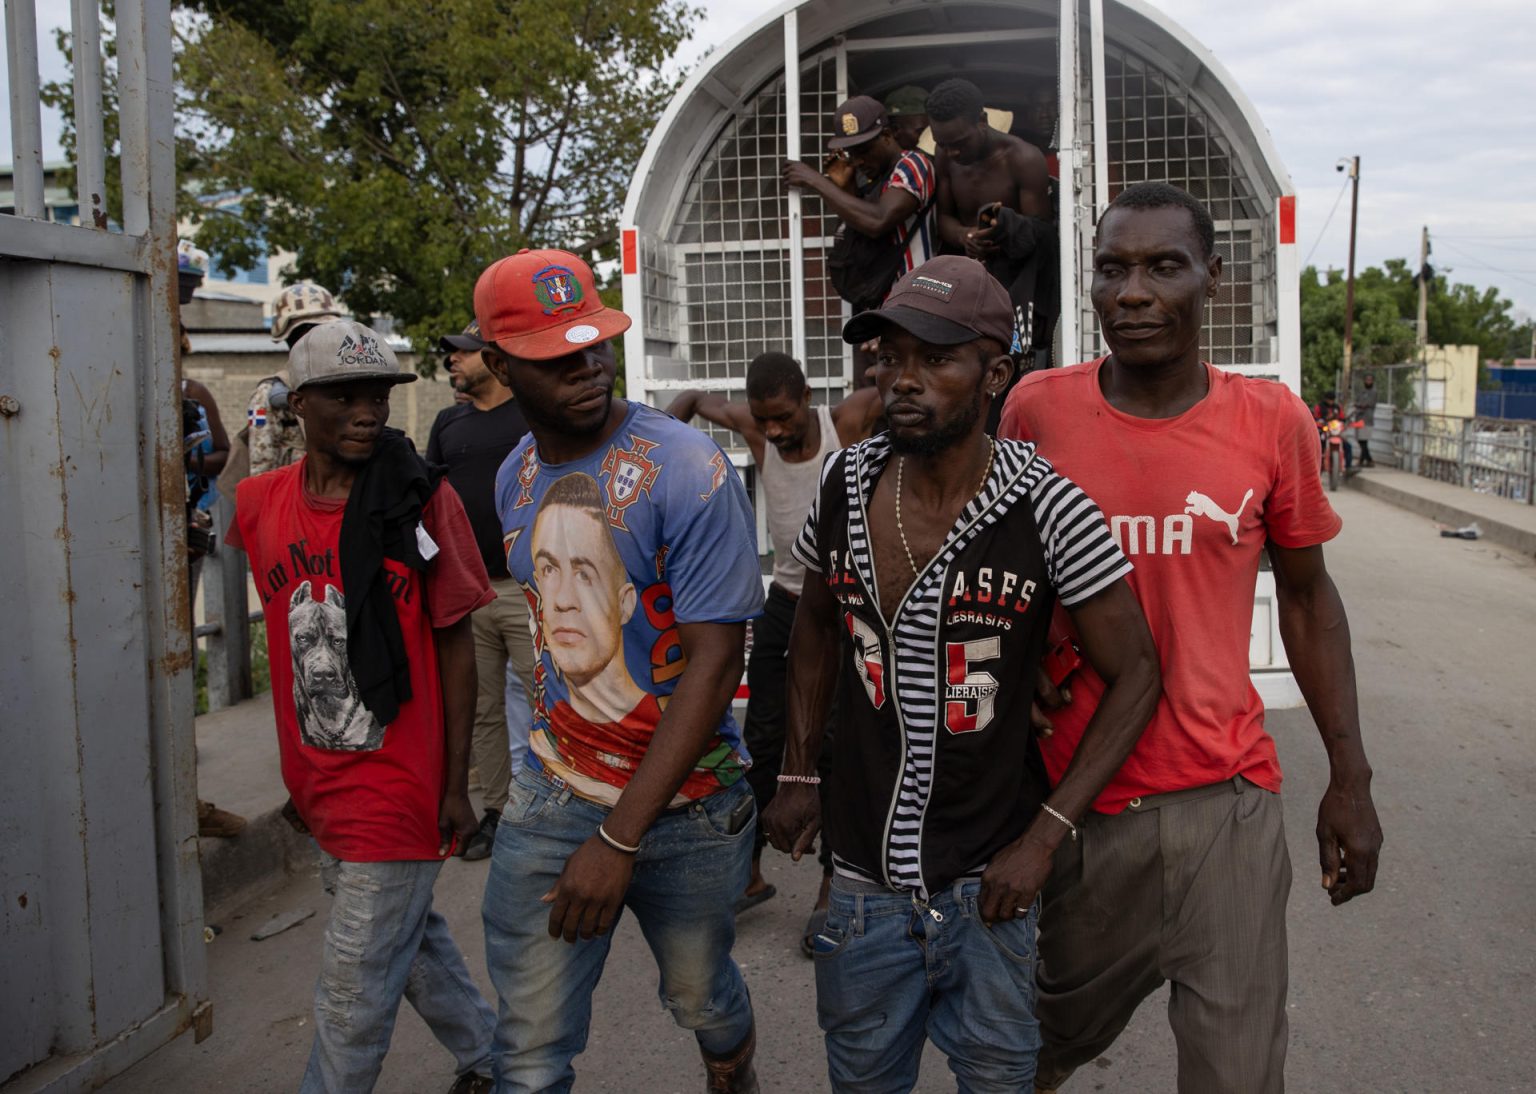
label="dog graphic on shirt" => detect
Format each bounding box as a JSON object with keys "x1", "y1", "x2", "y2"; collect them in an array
[
  {"x1": 289, "y1": 580, "x2": 385, "y2": 751},
  {"x1": 1183, "y1": 488, "x2": 1253, "y2": 546}
]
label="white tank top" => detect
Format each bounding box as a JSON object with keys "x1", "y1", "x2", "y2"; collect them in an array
[{"x1": 761, "y1": 404, "x2": 840, "y2": 597}]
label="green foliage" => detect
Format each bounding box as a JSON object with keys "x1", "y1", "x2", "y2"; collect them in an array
[
  {"x1": 46, "y1": 0, "x2": 698, "y2": 363},
  {"x1": 1299, "y1": 258, "x2": 1534, "y2": 403},
  {"x1": 178, "y1": 0, "x2": 696, "y2": 359}
]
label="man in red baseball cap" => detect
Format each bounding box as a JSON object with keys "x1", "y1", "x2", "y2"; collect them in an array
[{"x1": 474, "y1": 250, "x2": 766, "y2": 1092}]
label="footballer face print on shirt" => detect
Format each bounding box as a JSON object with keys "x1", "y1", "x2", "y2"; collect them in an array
[
  {"x1": 288, "y1": 580, "x2": 385, "y2": 751},
  {"x1": 529, "y1": 472, "x2": 649, "y2": 726}
]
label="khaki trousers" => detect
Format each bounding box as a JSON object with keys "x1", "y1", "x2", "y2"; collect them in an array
[
  {"x1": 471, "y1": 577, "x2": 538, "y2": 813},
  {"x1": 1035, "y1": 777, "x2": 1291, "y2": 1093}
]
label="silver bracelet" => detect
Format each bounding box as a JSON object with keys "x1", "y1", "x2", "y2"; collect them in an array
[
  {"x1": 1041, "y1": 803, "x2": 1078, "y2": 842},
  {"x1": 776, "y1": 774, "x2": 822, "y2": 785},
  {"x1": 597, "y1": 823, "x2": 641, "y2": 855}
]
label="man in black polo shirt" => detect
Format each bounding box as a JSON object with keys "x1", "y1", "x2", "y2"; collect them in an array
[
  {"x1": 763, "y1": 256, "x2": 1160, "y2": 1091},
  {"x1": 427, "y1": 320, "x2": 537, "y2": 861}
]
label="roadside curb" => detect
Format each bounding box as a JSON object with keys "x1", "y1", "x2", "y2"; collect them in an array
[
  {"x1": 1347, "y1": 473, "x2": 1536, "y2": 559},
  {"x1": 199, "y1": 805, "x2": 318, "y2": 924}
]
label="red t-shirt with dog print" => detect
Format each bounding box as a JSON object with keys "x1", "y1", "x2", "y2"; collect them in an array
[
  {"x1": 229, "y1": 461, "x2": 493, "y2": 860},
  {"x1": 999, "y1": 359, "x2": 1341, "y2": 812}
]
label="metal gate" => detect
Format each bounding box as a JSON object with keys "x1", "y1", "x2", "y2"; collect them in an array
[{"x1": 1, "y1": 0, "x2": 209, "y2": 1090}]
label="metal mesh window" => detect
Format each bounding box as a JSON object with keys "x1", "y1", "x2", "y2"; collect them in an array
[
  {"x1": 1087, "y1": 47, "x2": 1274, "y2": 367},
  {"x1": 664, "y1": 56, "x2": 847, "y2": 452}
]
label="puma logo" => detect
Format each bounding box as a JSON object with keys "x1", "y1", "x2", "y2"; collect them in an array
[{"x1": 1184, "y1": 489, "x2": 1254, "y2": 545}]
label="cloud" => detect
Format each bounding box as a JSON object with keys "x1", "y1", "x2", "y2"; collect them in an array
[{"x1": 8, "y1": 0, "x2": 1533, "y2": 312}]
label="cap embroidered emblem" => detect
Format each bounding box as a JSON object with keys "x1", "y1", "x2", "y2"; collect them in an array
[
  {"x1": 335, "y1": 331, "x2": 385, "y2": 367},
  {"x1": 565, "y1": 323, "x2": 600, "y2": 344},
  {"x1": 533, "y1": 265, "x2": 583, "y2": 315},
  {"x1": 841, "y1": 113, "x2": 859, "y2": 135},
  {"x1": 911, "y1": 275, "x2": 955, "y2": 299}
]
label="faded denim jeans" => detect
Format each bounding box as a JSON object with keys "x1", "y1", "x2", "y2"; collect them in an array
[
  {"x1": 481, "y1": 767, "x2": 756, "y2": 1093},
  {"x1": 814, "y1": 876, "x2": 1042, "y2": 1093},
  {"x1": 301, "y1": 854, "x2": 496, "y2": 1093}
]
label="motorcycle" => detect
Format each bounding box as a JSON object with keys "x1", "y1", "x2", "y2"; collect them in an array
[{"x1": 1318, "y1": 416, "x2": 1361, "y2": 492}]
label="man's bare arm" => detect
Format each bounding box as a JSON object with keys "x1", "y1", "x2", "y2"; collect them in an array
[
  {"x1": 433, "y1": 615, "x2": 479, "y2": 855},
  {"x1": 934, "y1": 153, "x2": 972, "y2": 250},
  {"x1": 761, "y1": 570, "x2": 842, "y2": 859},
  {"x1": 541, "y1": 621, "x2": 747, "y2": 941},
  {"x1": 783, "y1": 160, "x2": 919, "y2": 238},
  {"x1": 1268, "y1": 541, "x2": 1382, "y2": 905},
  {"x1": 667, "y1": 389, "x2": 764, "y2": 464},
  {"x1": 831, "y1": 387, "x2": 884, "y2": 446},
  {"x1": 1008, "y1": 140, "x2": 1051, "y2": 219},
  {"x1": 979, "y1": 581, "x2": 1160, "y2": 921}
]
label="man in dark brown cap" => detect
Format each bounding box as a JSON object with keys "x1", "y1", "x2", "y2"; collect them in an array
[{"x1": 763, "y1": 255, "x2": 1159, "y2": 1092}]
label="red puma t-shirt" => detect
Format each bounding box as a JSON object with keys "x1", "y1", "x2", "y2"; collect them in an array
[
  {"x1": 228, "y1": 462, "x2": 493, "y2": 860},
  {"x1": 999, "y1": 359, "x2": 1342, "y2": 812}
]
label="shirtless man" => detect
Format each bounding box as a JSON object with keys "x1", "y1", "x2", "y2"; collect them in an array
[
  {"x1": 668, "y1": 354, "x2": 882, "y2": 951},
  {"x1": 928, "y1": 79, "x2": 1058, "y2": 383}
]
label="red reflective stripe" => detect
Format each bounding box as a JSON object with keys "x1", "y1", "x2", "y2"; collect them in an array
[
  {"x1": 1278, "y1": 196, "x2": 1296, "y2": 245},
  {"x1": 622, "y1": 229, "x2": 638, "y2": 275},
  {"x1": 734, "y1": 684, "x2": 750, "y2": 701}
]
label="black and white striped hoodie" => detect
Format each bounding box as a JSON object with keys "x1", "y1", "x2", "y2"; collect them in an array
[{"x1": 794, "y1": 435, "x2": 1131, "y2": 899}]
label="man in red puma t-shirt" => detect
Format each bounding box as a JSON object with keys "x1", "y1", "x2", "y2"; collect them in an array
[{"x1": 1000, "y1": 183, "x2": 1383, "y2": 1094}]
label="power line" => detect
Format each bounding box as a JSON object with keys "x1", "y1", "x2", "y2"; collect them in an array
[
  {"x1": 1303, "y1": 175, "x2": 1352, "y2": 268},
  {"x1": 1434, "y1": 240, "x2": 1536, "y2": 290}
]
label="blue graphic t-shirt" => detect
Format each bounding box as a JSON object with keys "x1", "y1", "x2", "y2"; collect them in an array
[{"x1": 495, "y1": 401, "x2": 764, "y2": 806}]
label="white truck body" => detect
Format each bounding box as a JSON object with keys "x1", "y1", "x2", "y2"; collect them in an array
[{"x1": 620, "y1": 0, "x2": 1303, "y2": 706}]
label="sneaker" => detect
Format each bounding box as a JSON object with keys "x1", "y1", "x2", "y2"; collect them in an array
[
  {"x1": 197, "y1": 800, "x2": 247, "y2": 839},
  {"x1": 445, "y1": 1073, "x2": 493, "y2": 1094},
  {"x1": 459, "y1": 809, "x2": 500, "y2": 861}
]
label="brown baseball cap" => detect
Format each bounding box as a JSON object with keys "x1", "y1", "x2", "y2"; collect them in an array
[
  {"x1": 827, "y1": 96, "x2": 889, "y2": 150},
  {"x1": 842, "y1": 256, "x2": 1016, "y2": 348}
]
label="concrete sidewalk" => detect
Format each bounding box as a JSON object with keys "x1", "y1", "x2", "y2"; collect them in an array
[
  {"x1": 1349, "y1": 466, "x2": 1536, "y2": 557},
  {"x1": 195, "y1": 697, "x2": 315, "y2": 920},
  {"x1": 119, "y1": 489, "x2": 1536, "y2": 1091}
]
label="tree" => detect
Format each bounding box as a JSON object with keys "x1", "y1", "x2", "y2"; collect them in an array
[
  {"x1": 46, "y1": 0, "x2": 699, "y2": 359},
  {"x1": 1299, "y1": 259, "x2": 1533, "y2": 404}
]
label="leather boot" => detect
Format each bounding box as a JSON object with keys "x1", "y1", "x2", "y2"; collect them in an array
[{"x1": 702, "y1": 1024, "x2": 759, "y2": 1093}]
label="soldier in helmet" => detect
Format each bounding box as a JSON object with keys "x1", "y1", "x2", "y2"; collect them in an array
[{"x1": 233, "y1": 283, "x2": 347, "y2": 480}]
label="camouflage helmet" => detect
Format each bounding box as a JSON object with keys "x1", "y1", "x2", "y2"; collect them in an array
[{"x1": 270, "y1": 282, "x2": 343, "y2": 342}]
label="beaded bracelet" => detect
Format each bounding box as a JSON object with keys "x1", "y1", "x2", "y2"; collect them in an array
[{"x1": 776, "y1": 774, "x2": 822, "y2": 785}]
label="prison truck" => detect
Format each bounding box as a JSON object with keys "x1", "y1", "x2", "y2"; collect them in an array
[{"x1": 618, "y1": 0, "x2": 1304, "y2": 706}]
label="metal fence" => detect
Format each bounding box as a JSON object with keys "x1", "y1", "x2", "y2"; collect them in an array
[
  {"x1": 1476, "y1": 388, "x2": 1536, "y2": 422},
  {"x1": 2, "y1": 0, "x2": 210, "y2": 1089},
  {"x1": 1393, "y1": 411, "x2": 1536, "y2": 504},
  {"x1": 196, "y1": 496, "x2": 259, "y2": 712}
]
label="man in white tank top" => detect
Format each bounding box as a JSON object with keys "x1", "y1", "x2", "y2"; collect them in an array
[{"x1": 669, "y1": 353, "x2": 882, "y2": 952}]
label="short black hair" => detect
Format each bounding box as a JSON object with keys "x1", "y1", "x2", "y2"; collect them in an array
[
  {"x1": 1103, "y1": 182, "x2": 1216, "y2": 258},
  {"x1": 925, "y1": 79, "x2": 985, "y2": 125},
  {"x1": 745, "y1": 352, "x2": 806, "y2": 402}
]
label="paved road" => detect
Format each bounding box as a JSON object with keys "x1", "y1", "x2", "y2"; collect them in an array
[{"x1": 110, "y1": 488, "x2": 1536, "y2": 1093}]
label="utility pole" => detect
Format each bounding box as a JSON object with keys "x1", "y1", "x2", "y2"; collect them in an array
[
  {"x1": 1418, "y1": 226, "x2": 1431, "y2": 414},
  {"x1": 1339, "y1": 155, "x2": 1361, "y2": 401},
  {"x1": 1416, "y1": 225, "x2": 1430, "y2": 350}
]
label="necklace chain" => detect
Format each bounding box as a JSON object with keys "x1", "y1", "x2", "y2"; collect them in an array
[{"x1": 894, "y1": 438, "x2": 994, "y2": 578}]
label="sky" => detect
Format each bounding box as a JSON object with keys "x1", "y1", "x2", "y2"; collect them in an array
[{"x1": 6, "y1": 0, "x2": 1535, "y2": 316}]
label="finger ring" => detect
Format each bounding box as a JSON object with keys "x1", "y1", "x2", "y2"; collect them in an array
[{"x1": 1014, "y1": 907, "x2": 1029, "y2": 915}]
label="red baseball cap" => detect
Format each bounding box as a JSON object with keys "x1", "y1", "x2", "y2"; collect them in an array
[{"x1": 474, "y1": 248, "x2": 632, "y2": 361}]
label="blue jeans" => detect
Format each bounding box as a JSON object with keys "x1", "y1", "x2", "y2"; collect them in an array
[
  {"x1": 814, "y1": 876, "x2": 1042, "y2": 1093},
  {"x1": 301, "y1": 855, "x2": 496, "y2": 1093},
  {"x1": 482, "y1": 768, "x2": 757, "y2": 1093}
]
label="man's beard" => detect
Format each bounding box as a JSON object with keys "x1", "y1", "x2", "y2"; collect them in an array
[{"x1": 887, "y1": 396, "x2": 983, "y2": 457}]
